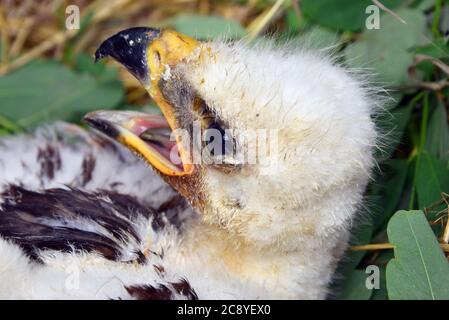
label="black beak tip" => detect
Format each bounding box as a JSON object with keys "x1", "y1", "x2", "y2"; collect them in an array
[
  {"x1": 94, "y1": 47, "x2": 106, "y2": 63},
  {"x1": 94, "y1": 48, "x2": 105, "y2": 63},
  {"x1": 94, "y1": 33, "x2": 115, "y2": 63},
  {"x1": 92, "y1": 27, "x2": 161, "y2": 82}
]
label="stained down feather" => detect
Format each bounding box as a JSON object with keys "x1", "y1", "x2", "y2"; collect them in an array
[{"x1": 0, "y1": 27, "x2": 380, "y2": 299}]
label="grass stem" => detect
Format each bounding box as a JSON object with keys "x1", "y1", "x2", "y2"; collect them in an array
[{"x1": 431, "y1": 0, "x2": 443, "y2": 39}]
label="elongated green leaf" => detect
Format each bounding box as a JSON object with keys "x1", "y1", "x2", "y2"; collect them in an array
[
  {"x1": 345, "y1": 9, "x2": 427, "y2": 85},
  {"x1": 301, "y1": 0, "x2": 403, "y2": 31},
  {"x1": 417, "y1": 0, "x2": 437, "y2": 11},
  {"x1": 339, "y1": 269, "x2": 373, "y2": 300},
  {"x1": 374, "y1": 160, "x2": 409, "y2": 231},
  {"x1": 285, "y1": 8, "x2": 306, "y2": 33},
  {"x1": 416, "y1": 151, "x2": 449, "y2": 208},
  {"x1": 296, "y1": 26, "x2": 340, "y2": 49},
  {"x1": 369, "y1": 265, "x2": 389, "y2": 300},
  {"x1": 0, "y1": 60, "x2": 123, "y2": 127},
  {"x1": 333, "y1": 221, "x2": 374, "y2": 298},
  {"x1": 0, "y1": 113, "x2": 23, "y2": 133},
  {"x1": 426, "y1": 102, "x2": 449, "y2": 162},
  {"x1": 170, "y1": 14, "x2": 245, "y2": 40},
  {"x1": 344, "y1": 222, "x2": 374, "y2": 271},
  {"x1": 376, "y1": 103, "x2": 414, "y2": 160},
  {"x1": 414, "y1": 40, "x2": 449, "y2": 78},
  {"x1": 386, "y1": 210, "x2": 449, "y2": 300}
]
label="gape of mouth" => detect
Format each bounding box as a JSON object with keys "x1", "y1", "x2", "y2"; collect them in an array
[
  {"x1": 126, "y1": 114, "x2": 184, "y2": 172},
  {"x1": 85, "y1": 102, "x2": 233, "y2": 175}
]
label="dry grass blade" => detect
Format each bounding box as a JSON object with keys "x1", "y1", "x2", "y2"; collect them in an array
[
  {"x1": 440, "y1": 193, "x2": 449, "y2": 244},
  {"x1": 291, "y1": 0, "x2": 302, "y2": 18},
  {"x1": 415, "y1": 54, "x2": 449, "y2": 76},
  {"x1": 0, "y1": 0, "x2": 135, "y2": 75},
  {"x1": 351, "y1": 242, "x2": 449, "y2": 253},
  {"x1": 9, "y1": 18, "x2": 34, "y2": 57},
  {"x1": 351, "y1": 243, "x2": 395, "y2": 251},
  {"x1": 408, "y1": 54, "x2": 449, "y2": 91},
  {"x1": 0, "y1": 6, "x2": 10, "y2": 65},
  {"x1": 246, "y1": 0, "x2": 286, "y2": 42},
  {"x1": 0, "y1": 31, "x2": 73, "y2": 75}
]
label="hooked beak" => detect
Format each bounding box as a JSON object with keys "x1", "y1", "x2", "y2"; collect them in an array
[
  {"x1": 94, "y1": 27, "x2": 160, "y2": 87},
  {"x1": 86, "y1": 27, "x2": 200, "y2": 176}
]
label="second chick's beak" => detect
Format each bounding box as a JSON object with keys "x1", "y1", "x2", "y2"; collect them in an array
[{"x1": 87, "y1": 27, "x2": 201, "y2": 177}]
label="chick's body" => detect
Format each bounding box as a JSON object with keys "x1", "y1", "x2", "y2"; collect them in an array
[{"x1": 0, "y1": 36, "x2": 380, "y2": 299}]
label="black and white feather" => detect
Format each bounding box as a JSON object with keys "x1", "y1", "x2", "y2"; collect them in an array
[{"x1": 0, "y1": 123, "x2": 197, "y2": 299}]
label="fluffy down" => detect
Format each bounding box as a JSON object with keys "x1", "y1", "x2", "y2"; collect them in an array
[{"x1": 0, "y1": 39, "x2": 381, "y2": 299}]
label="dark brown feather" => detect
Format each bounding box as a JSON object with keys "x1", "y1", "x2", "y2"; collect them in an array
[
  {"x1": 0, "y1": 185, "x2": 181, "y2": 263},
  {"x1": 125, "y1": 278, "x2": 198, "y2": 300}
]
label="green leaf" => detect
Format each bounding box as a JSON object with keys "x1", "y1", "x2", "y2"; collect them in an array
[
  {"x1": 413, "y1": 41, "x2": 449, "y2": 78},
  {"x1": 376, "y1": 102, "x2": 413, "y2": 162},
  {"x1": 0, "y1": 128, "x2": 9, "y2": 137},
  {"x1": 170, "y1": 14, "x2": 245, "y2": 39},
  {"x1": 415, "y1": 39, "x2": 449, "y2": 60},
  {"x1": 386, "y1": 210, "x2": 449, "y2": 300},
  {"x1": 301, "y1": 0, "x2": 403, "y2": 32},
  {"x1": 345, "y1": 9, "x2": 427, "y2": 85},
  {"x1": 0, "y1": 60, "x2": 124, "y2": 127},
  {"x1": 374, "y1": 160, "x2": 409, "y2": 231},
  {"x1": 371, "y1": 265, "x2": 388, "y2": 300},
  {"x1": 75, "y1": 53, "x2": 121, "y2": 84},
  {"x1": 339, "y1": 269, "x2": 373, "y2": 300},
  {"x1": 75, "y1": 53, "x2": 107, "y2": 76},
  {"x1": 297, "y1": 26, "x2": 341, "y2": 49},
  {"x1": 333, "y1": 221, "x2": 374, "y2": 298},
  {"x1": 285, "y1": 8, "x2": 306, "y2": 33},
  {"x1": 346, "y1": 222, "x2": 375, "y2": 270},
  {"x1": 426, "y1": 102, "x2": 449, "y2": 162},
  {"x1": 416, "y1": 151, "x2": 449, "y2": 208},
  {"x1": 416, "y1": 0, "x2": 437, "y2": 11}
]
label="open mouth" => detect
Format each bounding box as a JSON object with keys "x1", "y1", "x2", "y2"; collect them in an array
[
  {"x1": 84, "y1": 110, "x2": 190, "y2": 176},
  {"x1": 85, "y1": 27, "x2": 203, "y2": 176}
]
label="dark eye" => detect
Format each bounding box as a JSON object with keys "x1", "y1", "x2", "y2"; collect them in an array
[
  {"x1": 205, "y1": 121, "x2": 232, "y2": 157},
  {"x1": 204, "y1": 121, "x2": 235, "y2": 162},
  {"x1": 194, "y1": 97, "x2": 238, "y2": 166}
]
